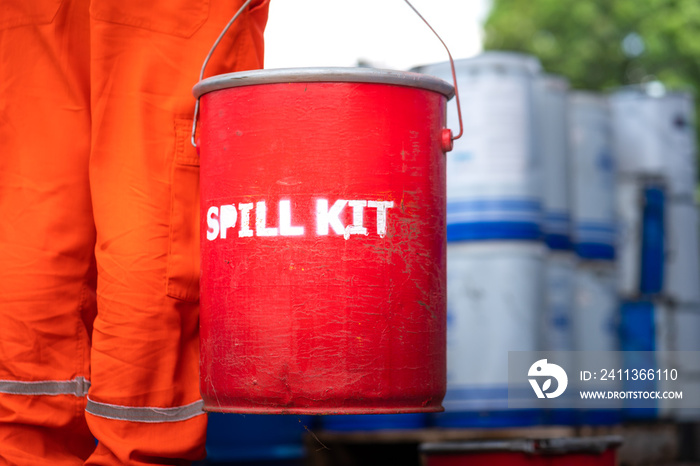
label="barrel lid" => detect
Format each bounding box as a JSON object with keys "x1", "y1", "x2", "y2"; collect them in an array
[
  {"x1": 415, "y1": 51, "x2": 542, "y2": 78},
  {"x1": 539, "y1": 73, "x2": 570, "y2": 91},
  {"x1": 610, "y1": 83, "x2": 694, "y2": 101},
  {"x1": 420, "y1": 440, "x2": 536, "y2": 454},
  {"x1": 192, "y1": 67, "x2": 455, "y2": 99},
  {"x1": 569, "y1": 90, "x2": 609, "y2": 109}
]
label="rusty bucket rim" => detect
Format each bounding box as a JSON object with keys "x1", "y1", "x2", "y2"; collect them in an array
[{"x1": 192, "y1": 66, "x2": 456, "y2": 100}]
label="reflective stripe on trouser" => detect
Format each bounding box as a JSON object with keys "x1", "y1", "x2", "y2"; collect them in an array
[
  {"x1": 86, "y1": 398, "x2": 204, "y2": 424},
  {"x1": 0, "y1": 0, "x2": 269, "y2": 464},
  {"x1": 0, "y1": 379, "x2": 204, "y2": 423},
  {"x1": 0, "y1": 378, "x2": 91, "y2": 397}
]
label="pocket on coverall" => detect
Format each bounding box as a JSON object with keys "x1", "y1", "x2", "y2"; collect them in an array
[
  {"x1": 167, "y1": 119, "x2": 201, "y2": 302},
  {"x1": 89, "y1": 0, "x2": 210, "y2": 38},
  {"x1": 0, "y1": 0, "x2": 63, "y2": 30}
]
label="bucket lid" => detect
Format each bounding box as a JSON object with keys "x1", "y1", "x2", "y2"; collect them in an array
[
  {"x1": 192, "y1": 67, "x2": 455, "y2": 100},
  {"x1": 420, "y1": 440, "x2": 537, "y2": 455},
  {"x1": 537, "y1": 436, "x2": 623, "y2": 454}
]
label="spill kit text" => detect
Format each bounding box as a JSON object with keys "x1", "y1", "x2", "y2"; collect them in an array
[{"x1": 206, "y1": 199, "x2": 395, "y2": 241}]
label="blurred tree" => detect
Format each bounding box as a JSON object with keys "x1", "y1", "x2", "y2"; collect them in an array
[
  {"x1": 484, "y1": 0, "x2": 700, "y2": 91},
  {"x1": 484, "y1": 0, "x2": 700, "y2": 180}
]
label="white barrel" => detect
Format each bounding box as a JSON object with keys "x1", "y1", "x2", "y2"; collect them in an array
[
  {"x1": 534, "y1": 74, "x2": 571, "y2": 250},
  {"x1": 619, "y1": 301, "x2": 700, "y2": 354},
  {"x1": 666, "y1": 303, "x2": 700, "y2": 364},
  {"x1": 621, "y1": 301, "x2": 700, "y2": 420},
  {"x1": 610, "y1": 89, "x2": 697, "y2": 199},
  {"x1": 665, "y1": 201, "x2": 700, "y2": 304},
  {"x1": 569, "y1": 92, "x2": 617, "y2": 260},
  {"x1": 543, "y1": 251, "x2": 576, "y2": 352},
  {"x1": 573, "y1": 260, "x2": 622, "y2": 415},
  {"x1": 669, "y1": 303, "x2": 700, "y2": 421},
  {"x1": 573, "y1": 260, "x2": 620, "y2": 353},
  {"x1": 444, "y1": 241, "x2": 544, "y2": 411},
  {"x1": 615, "y1": 176, "x2": 643, "y2": 298},
  {"x1": 416, "y1": 52, "x2": 543, "y2": 241}
]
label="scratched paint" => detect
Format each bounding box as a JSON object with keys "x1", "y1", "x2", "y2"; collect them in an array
[{"x1": 195, "y1": 69, "x2": 452, "y2": 414}]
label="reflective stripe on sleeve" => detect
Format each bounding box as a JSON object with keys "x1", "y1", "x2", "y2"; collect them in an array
[
  {"x1": 0, "y1": 376, "x2": 90, "y2": 397},
  {"x1": 86, "y1": 397, "x2": 205, "y2": 423}
]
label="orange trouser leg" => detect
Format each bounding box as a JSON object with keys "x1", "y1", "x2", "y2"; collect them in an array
[
  {"x1": 84, "y1": 1, "x2": 269, "y2": 464},
  {"x1": 0, "y1": 0, "x2": 96, "y2": 464}
]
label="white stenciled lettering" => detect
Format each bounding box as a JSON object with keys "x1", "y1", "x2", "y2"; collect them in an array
[
  {"x1": 279, "y1": 200, "x2": 304, "y2": 236},
  {"x1": 367, "y1": 201, "x2": 394, "y2": 238},
  {"x1": 219, "y1": 204, "x2": 238, "y2": 239},
  {"x1": 316, "y1": 199, "x2": 347, "y2": 235},
  {"x1": 206, "y1": 206, "x2": 220, "y2": 241},
  {"x1": 344, "y1": 200, "x2": 368, "y2": 239},
  {"x1": 206, "y1": 197, "x2": 394, "y2": 240},
  {"x1": 238, "y1": 203, "x2": 254, "y2": 237},
  {"x1": 256, "y1": 201, "x2": 278, "y2": 237}
]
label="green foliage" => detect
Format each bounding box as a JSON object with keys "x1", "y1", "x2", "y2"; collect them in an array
[
  {"x1": 484, "y1": 0, "x2": 700, "y2": 93},
  {"x1": 483, "y1": 0, "x2": 700, "y2": 186}
]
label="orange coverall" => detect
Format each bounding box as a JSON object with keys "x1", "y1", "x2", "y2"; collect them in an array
[{"x1": 0, "y1": 0, "x2": 268, "y2": 463}]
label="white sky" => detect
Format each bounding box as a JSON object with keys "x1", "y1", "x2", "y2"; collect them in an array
[{"x1": 264, "y1": 0, "x2": 491, "y2": 71}]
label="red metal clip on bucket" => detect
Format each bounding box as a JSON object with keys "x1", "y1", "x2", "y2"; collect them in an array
[{"x1": 193, "y1": 1, "x2": 459, "y2": 415}]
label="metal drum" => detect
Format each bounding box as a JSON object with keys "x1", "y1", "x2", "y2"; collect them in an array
[
  {"x1": 415, "y1": 52, "x2": 543, "y2": 242},
  {"x1": 621, "y1": 300, "x2": 700, "y2": 420},
  {"x1": 610, "y1": 89, "x2": 697, "y2": 199},
  {"x1": 573, "y1": 260, "x2": 622, "y2": 425},
  {"x1": 543, "y1": 252, "x2": 576, "y2": 353},
  {"x1": 665, "y1": 201, "x2": 700, "y2": 305},
  {"x1": 436, "y1": 241, "x2": 545, "y2": 427},
  {"x1": 569, "y1": 92, "x2": 616, "y2": 260},
  {"x1": 534, "y1": 74, "x2": 571, "y2": 250},
  {"x1": 542, "y1": 251, "x2": 577, "y2": 425}
]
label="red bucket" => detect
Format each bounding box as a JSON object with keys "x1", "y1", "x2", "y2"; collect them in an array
[{"x1": 193, "y1": 68, "x2": 454, "y2": 414}]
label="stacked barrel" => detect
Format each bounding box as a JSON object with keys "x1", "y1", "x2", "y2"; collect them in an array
[
  {"x1": 415, "y1": 51, "x2": 633, "y2": 428},
  {"x1": 534, "y1": 75, "x2": 577, "y2": 425},
  {"x1": 611, "y1": 87, "x2": 700, "y2": 421},
  {"x1": 318, "y1": 55, "x2": 698, "y2": 437},
  {"x1": 417, "y1": 52, "x2": 546, "y2": 427},
  {"x1": 568, "y1": 92, "x2": 622, "y2": 425}
]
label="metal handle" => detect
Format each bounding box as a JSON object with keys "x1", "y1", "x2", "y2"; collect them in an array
[
  {"x1": 191, "y1": 0, "x2": 252, "y2": 147},
  {"x1": 191, "y1": 0, "x2": 463, "y2": 148},
  {"x1": 403, "y1": 0, "x2": 463, "y2": 144}
]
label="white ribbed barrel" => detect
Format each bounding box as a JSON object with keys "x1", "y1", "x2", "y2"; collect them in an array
[
  {"x1": 615, "y1": 177, "x2": 645, "y2": 298},
  {"x1": 665, "y1": 201, "x2": 700, "y2": 304},
  {"x1": 610, "y1": 89, "x2": 697, "y2": 199},
  {"x1": 441, "y1": 241, "x2": 544, "y2": 425},
  {"x1": 416, "y1": 52, "x2": 543, "y2": 241},
  {"x1": 543, "y1": 251, "x2": 576, "y2": 352},
  {"x1": 569, "y1": 92, "x2": 616, "y2": 260},
  {"x1": 621, "y1": 300, "x2": 700, "y2": 420},
  {"x1": 535, "y1": 74, "x2": 571, "y2": 250},
  {"x1": 573, "y1": 260, "x2": 622, "y2": 423},
  {"x1": 573, "y1": 260, "x2": 620, "y2": 353}
]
